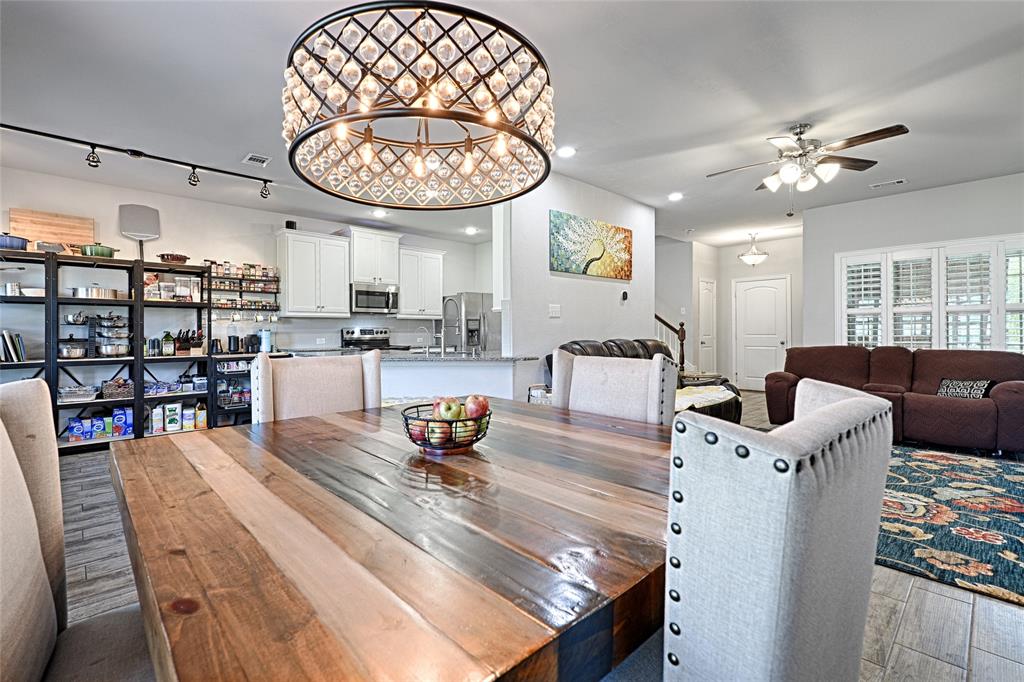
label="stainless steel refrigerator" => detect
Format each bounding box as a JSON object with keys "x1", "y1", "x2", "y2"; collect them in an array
[{"x1": 441, "y1": 292, "x2": 501, "y2": 352}]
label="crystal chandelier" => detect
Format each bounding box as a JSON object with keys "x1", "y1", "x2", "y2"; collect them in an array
[
  {"x1": 282, "y1": 1, "x2": 555, "y2": 210},
  {"x1": 738, "y1": 233, "x2": 769, "y2": 266}
]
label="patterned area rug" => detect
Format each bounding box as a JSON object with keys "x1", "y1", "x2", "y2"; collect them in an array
[{"x1": 878, "y1": 445, "x2": 1024, "y2": 605}]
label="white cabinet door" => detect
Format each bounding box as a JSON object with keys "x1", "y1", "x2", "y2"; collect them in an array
[
  {"x1": 319, "y1": 239, "x2": 350, "y2": 315},
  {"x1": 376, "y1": 234, "x2": 401, "y2": 285},
  {"x1": 398, "y1": 250, "x2": 422, "y2": 316},
  {"x1": 284, "y1": 235, "x2": 320, "y2": 314},
  {"x1": 419, "y1": 252, "x2": 444, "y2": 317},
  {"x1": 351, "y1": 230, "x2": 378, "y2": 283}
]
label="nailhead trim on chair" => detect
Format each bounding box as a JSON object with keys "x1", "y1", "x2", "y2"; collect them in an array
[
  {"x1": 672, "y1": 490, "x2": 683, "y2": 502},
  {"x1": 667, "y1": 653, "x2": 679, "y2": 666},
  {"x1": 704, "y1": 432, "x2": 718, "y2": 444},
  {"x1": 670, "y1": 556, "x2": 681, "y2": 568},
  {"x1": 671, "y1": 522, "x2": 682, "y2": 534},
  {"x1": 735, "y1": 444, "x2": 749, "y2": 458},
  {"x1": 669, "y1": 589, "x2": 680, "y2": 602},
  {"x1": 673, "y1": 456, "x2": 683, "y2": 468},
  {"x1": 774, "y1": 459, "x2": 790, "y2": 473},
  {"x1": 669, "y1": 623, "x2": 681, "y2": 636},
  {"x1": 675, "y1": 421, "x2": 686, "y2": 433}
]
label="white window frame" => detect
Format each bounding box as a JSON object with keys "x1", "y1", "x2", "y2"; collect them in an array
[{"x1": 834, "y1": 233, "x2": 1022, "y2": 352}]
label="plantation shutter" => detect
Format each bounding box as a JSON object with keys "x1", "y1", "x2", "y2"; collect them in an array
[
  {"x1": 844, "y1": 260, "x2": 882, "y2": 348},
  {"x1": 1007, "y1": 247, "x2": 1024, "y2": 353},
  {"x1": 945, "y1": 251, "x2": 992, "y2": 349},
  {"x1": 891, "y1": 256, "x2": 932, "y2": 349}
]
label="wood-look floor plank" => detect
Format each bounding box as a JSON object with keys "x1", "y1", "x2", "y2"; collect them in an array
[
  {"x1": 970, "y1": 648, "x2": 1024, "y2": 682},
  {"x1": 972, "y1": 595, "x2": 1024, "y2": 663},
  {"x1": 894, "y1": 588, "x2": 971, "y2": 668},
  {"x1": 113, "y1": 436, "x2": 370, "y2": 681},
  {"x1": 176, "y1": 432, "x2": 492, "y2": 681},
  {"x1": 860, "y1": 658, "x2": 884, "y2": 682},
  {"x1": 862, "y1": 592, "x2": 906, "y2": 666},
  {"x1": 871, "y1": 566, "x2": 914, "y2": 603},
  {"x1": 912, "y1": 577, "x2": 974, "y2": 604},
  {"x1": 883, "y1": 645, "x2": 965, "y2": 682}
]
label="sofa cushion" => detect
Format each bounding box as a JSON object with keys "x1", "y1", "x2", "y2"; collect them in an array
[
  {"x1": 911, "y1": 349, "x2": 1024, "y2": 395},
  {"x1": 903, "y1": 393, "x2": 997, "y2": 449},
  {"x1": 559, "y1": 340, "x2": 610, "y2": 357},
  {"x1": 784, "y1": 346, "x2": 870, "y2": 388},
  {"x1": 936, "y1": 378, "x2": 994, "y2": 400},
  {"x1": 863, "y1": 383, "x2": 906, "y2": 394},
  {"x1": 869, "y1": 346, "x2": 913, "y2": 389},
  {"x1": 603, "y1": 339, "x2": 646, "y2": 359},
  {"x1": 633, "y1": 338, "x2": 674, "y2": 362}
]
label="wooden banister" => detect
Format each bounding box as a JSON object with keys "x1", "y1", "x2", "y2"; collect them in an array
[{"x1": 654, "y1": 315, "x2": 686, "y2": 365}]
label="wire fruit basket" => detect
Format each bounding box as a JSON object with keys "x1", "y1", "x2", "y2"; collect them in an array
[{"x1": 401, "y1": 403, "x2": 492, "y2": 456}]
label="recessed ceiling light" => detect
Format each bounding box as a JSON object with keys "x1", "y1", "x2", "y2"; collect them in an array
[
  {"x1": 668, "y1": 192, "x2": 683, "y2": 202},
  {"x1": 370, "y1": 209, "x2": 388, "y2": 218},
  {"x1": 464, "y1": 226, "x2": 480, "y2": 236},
  {"x1": 555, "y1": 146, "x2": 577, "y2": 159}
]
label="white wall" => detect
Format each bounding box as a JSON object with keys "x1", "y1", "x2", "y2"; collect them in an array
[
  {"x1": 716, "y1": 236, "x2": 803, "y2": 381},
  {"x1": 473, "y1": 241, "x2": 492, "y2": 293},
  {"x1": 507, "y1": 173, "x2": 656, "y2": 358},
  {"x1": 654, "y1": 236, "x2": 693, "y2": 361},
  {"x1": 0, "y1": 166, "x2": 489, "y2": 348},
  {"x1": 803, "y1": 173, "x2": 1024, "y2": 344}
]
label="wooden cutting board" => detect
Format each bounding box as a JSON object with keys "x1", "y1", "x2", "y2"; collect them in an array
[{"x1": 8, "y1": 208, "x2": 95, "y2": 251}]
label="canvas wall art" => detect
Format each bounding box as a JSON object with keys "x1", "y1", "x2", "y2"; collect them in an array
[{"x1": 548, "y1": 209, "x2": 633, "y2": 280}]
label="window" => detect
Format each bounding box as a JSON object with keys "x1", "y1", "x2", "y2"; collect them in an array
[
  {"x1": 844, "y1": 260, "x2": 882, "y2": 348},
  {"x1": 837, "y1": 237, "x2": 1021, "y2": 352}
]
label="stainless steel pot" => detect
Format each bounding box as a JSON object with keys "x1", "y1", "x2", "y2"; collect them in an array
[
  {"x1": 68, "y1": 285, "x2": 120, "y2": 299},
  {"x1": 97, "y1": 343, "x2": 130, "y2": 357},
  {"x1": 58, "y1": 346, "x2": 86, "y2": 359},
  {"x1": 62, "y1": 312, "x2": 87, "y2": 325},
  {"x1": 97, "y1": 328, "x2": 130, "y2": 339},
  {"x1": 96, "y1": 314, "x2": 128, "y2": 327}
]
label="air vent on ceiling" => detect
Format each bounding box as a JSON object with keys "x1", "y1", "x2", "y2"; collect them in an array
[
  {"x1": 241, "y1": 153, "x2": 272, "y2": 168},
  {"x1": 869, "y1": 178, "x2": 908, "y2": 190}
]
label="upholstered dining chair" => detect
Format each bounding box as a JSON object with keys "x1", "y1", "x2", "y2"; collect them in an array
[
  {"x1": 251, "y1": 350, "x2": 382, "y2": 423},
  {"x1": 605, "y1": 379, "x2": 893, "y2": 682},
  {"x1": 550, "y1": 348, "x2": 677, "y2": 425},
  {"x1": 0, "y1": 378, "x2": 154, "y2": 681}
]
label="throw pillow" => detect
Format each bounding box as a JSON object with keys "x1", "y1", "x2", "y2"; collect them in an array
[{"x1": 936, "y1": 378, "x2": 994, "y2": 400}]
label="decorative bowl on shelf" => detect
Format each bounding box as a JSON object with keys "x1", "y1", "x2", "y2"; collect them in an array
[
  {"x1": 401, "y1": 399, "x2": 491, "y2": 456},
  {"x1": 157, "y1": 253, "x2": 189, "y2": 264}
]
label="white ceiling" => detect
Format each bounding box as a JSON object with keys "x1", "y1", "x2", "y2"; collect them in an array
[{"x1": 2, "y1": 1, "x2": 1022, "y2": 246}]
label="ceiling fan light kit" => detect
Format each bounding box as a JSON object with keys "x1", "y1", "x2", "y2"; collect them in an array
[{"x1": 282, "y1": 1, "x2": 555, "y2": 210}]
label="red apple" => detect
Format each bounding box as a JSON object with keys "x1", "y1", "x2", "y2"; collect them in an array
[
  {"x1": 454, "y1": 419, "x2": 478, "y2": 444},
  {"x1": 464, "y1": 394, "x2": 490, "y2": 419},
  {"x1": 408, "y1": 418, "x2": 428, "y2": 443},
  {"x1": 427, "y1": 421, "x2": 452, "y2": 446},
  {"x1": 437, "y1": 397, "x2": 462, "y2": 420}
]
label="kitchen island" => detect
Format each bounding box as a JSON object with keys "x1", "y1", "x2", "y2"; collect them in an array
[{"x1": 281, "y1": 348, "x2": 542, "y2": 401}]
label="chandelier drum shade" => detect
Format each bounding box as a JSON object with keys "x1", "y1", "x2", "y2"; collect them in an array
[{"x1": 282, "y1": 1, "x2": 555, "y2": 209}]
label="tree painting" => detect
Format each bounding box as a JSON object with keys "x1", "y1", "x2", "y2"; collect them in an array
[{"x1": 549, "y1": 209, "x2": 633, "y2": 280}]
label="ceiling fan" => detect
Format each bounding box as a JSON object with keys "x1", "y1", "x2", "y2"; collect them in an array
[{"x1": 707, "y1": 122, "x2": 909, "y2": 193}]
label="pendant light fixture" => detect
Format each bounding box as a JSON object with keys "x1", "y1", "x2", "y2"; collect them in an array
[
  {"x1": 282, "y1": 1, "x2": 555, "y2": 209},
  {"x1": 738, "y1": 233, "x2": 769, "y2": 266},
  {"x1": 187, "y1": 166, "x2": 200, "y2": 186}
]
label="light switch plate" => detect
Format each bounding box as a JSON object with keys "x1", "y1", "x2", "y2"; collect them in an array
[
  {"x1": 548, "y1": 304, "x2": 561, "y2": 318},
  {"x1": 316, "y1": 337, "x2": 326, "y2": 345},
  {"x1": 679, "y1": 307, "x2": 686, "y2": 316}
]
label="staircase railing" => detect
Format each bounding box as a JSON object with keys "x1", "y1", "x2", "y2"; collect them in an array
[{"x1": 654, "y1": 314, "x2": 685, "y2": 366}]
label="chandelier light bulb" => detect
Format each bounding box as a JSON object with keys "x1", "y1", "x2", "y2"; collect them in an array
[
  {"x1": 426, "y1": 91, "x2": 441, "y2": 109},
  {"x1": 814, "y1": 162, "x2": 840, "y2": 183},
  {"x1": 485, "y1": 108, "x2": 499, "y2": 124},
  {"x1": 187, "y1": 167, "x2": 200, "y2": 187},
  {"x1": 762, "y1": 173, "x2": 783, "y2": 193},
  {"x1": 85, "y1": 145, "x2": 101, "y2": 168},
  {"x1": 778, "y1": 162, "x2": 801, "y2": 184},
  {"x1": 333, "y1": 121, "x2": 348, "y2": 140},
  {"x1": 494, "y1": 133, "x2": 508, "y2": 156},
  {"x1": 796, "y1": 173, "x2": 819, "y2": 192}
]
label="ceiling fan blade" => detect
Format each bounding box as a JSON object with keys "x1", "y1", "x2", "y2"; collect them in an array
[
  {"x1": 755, "y1": 182, "x2": 767, "y2": 191},
  {"x1": 706, "y1": 159, "x2": 777, "y2": 179},
  {"x1": 767, "y1": 136, "x2": 801, "y2": 154},
  {"x1": 822, "y1": 124, "x2": 909, "y2": 152},
  {"x1": 819, "y1": 155, "x2": 878, "y2": 171}
]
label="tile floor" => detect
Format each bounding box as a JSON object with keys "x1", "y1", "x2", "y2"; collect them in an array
[{"x1": 59, "y1": 392, "x2": 1023, "y2": 680}]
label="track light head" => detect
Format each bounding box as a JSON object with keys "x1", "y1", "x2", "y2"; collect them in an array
[
  {"x1": 85, "y1": 145, "x2": 101, "y2": 168},
  {"x1": 260, "y1": 182, "x2": 270, "y2": 199},
  {"x1": 187, "y1": 167, "x2": 200, "y2": 187}
]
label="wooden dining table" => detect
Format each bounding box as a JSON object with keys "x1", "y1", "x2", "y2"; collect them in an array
[{"x1": 110, "y1": 398, "x2": 672, "y2": 681}]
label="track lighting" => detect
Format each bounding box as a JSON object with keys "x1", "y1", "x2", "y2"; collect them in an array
[
  {"x1": 187, "y1": 167, "x2": 200, "y2": 187},
  {"x1": 260, "y1": 182, "x2": 270, "y2": 199},
  {"x1": 85, "y1": 145, "x2": 101, "y2": 168}
]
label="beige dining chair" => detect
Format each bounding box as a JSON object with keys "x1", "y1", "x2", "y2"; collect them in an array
[
  {"x1": 251, "y1": 350, "x2": 382, "y2": 423},
  {"x1": 0, "y1": 378, "x2": 154, "y2": 681},
  {"x1": 550, "y1": 348, "x2": 677, "y2": 425},
  {"x1": 605, "y1": 379, "x2": 892, "y2": 682}
]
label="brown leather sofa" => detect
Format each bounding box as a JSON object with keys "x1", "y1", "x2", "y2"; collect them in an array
[{"x1": 766, "y1": 346, "x2": 1024, "y2": 452}]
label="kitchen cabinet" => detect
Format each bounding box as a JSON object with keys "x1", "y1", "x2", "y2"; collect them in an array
[
  {"x1": 350, "y1": 226, "x2": 401, "y2": 285},
  {"x1": 277, "y1": 230, "x2": 350, "y2": 317},
  {"x1": 397, "y1": 247, "x2": 444, "y2": 318}
]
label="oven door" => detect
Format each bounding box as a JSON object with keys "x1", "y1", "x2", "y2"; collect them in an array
[{"x1": 351, "y1": 284, "x2": 398, "y2": 313}]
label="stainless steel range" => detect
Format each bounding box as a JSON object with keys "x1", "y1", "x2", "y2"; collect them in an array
[{"x1": 340, "y1": 327, "x2": 411, "y2": 351}]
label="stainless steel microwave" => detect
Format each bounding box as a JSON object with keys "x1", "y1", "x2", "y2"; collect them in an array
[{"x1": 351, "y1": 283, "x2": 398, "y2": 314}]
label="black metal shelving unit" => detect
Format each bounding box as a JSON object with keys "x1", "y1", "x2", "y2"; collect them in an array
[{"x1": 0, "y1": 249, "x2": 215, "y2": 454}]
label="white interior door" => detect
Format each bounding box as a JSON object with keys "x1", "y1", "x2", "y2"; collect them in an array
[
  {"x1": 734, "y1": 277, "x2": 790, "y2": 391},
  {"x1": 698, "y1": 279, "x2": 716, "y2": 372}
]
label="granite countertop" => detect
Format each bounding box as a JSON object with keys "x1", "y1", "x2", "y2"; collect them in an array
[{"x1": 281, "y1": 347, "x2": 537, "y2": 363}]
